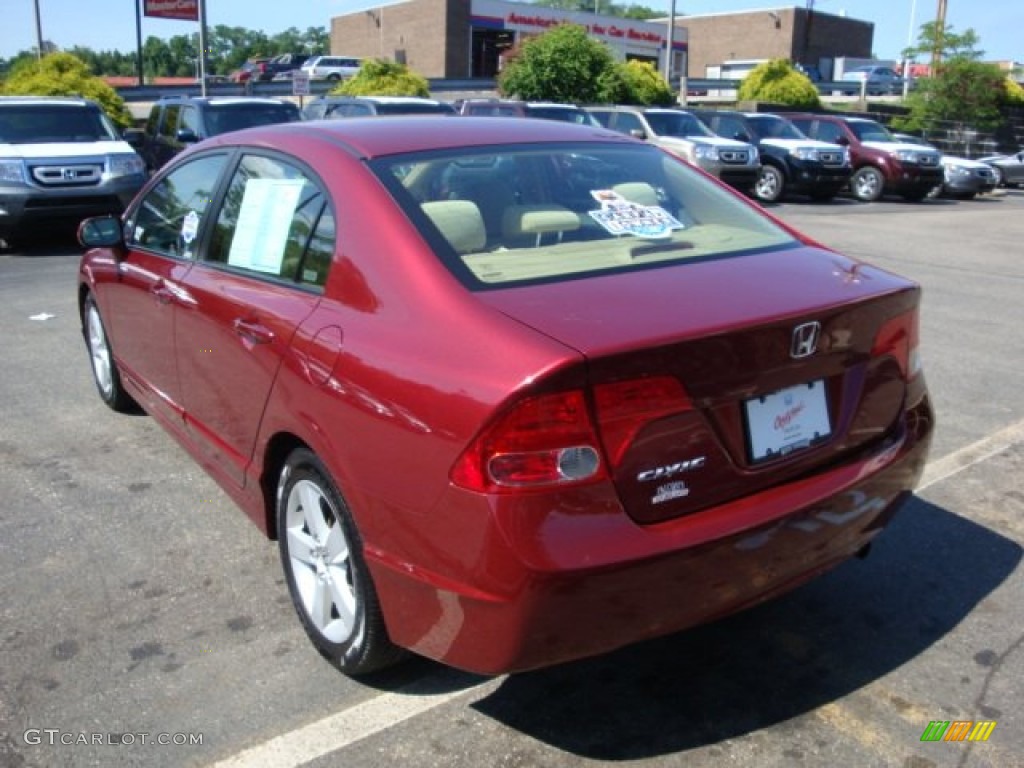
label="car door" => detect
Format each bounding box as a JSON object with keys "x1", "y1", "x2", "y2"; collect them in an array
[
  {"x1": 105, "y1": 152, "x2": 231, "y2": 423},
  {"x1": 175, "y1": 151, "x2": 335, "y2": 488}
]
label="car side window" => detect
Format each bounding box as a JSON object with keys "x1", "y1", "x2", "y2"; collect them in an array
[
  {"x1": 179, "y1": 106, "x2": 201, "y2": 137},
  {"x1": 206, "y1": 154, "x2": 334, "y2": 291},
  {"x1": 127, "y1": 154, "x2": 229, "y2": 259},
  {"x1": 159, "y1": 105, "x2": 181, "y2": 140},
  {"x1": 613, "y1": 113, "x2": 644, "y2": 135},
  {"x1": 815, "y1": 122, "x2": 844, "y2": 144}
]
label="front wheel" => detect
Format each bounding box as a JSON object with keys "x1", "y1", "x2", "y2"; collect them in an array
[
  {"x1": 277, "y1": 448, "x2": 404, "y2": 676},
  {"x1": 83, "y1": 293, "x2": 137, "y2": 412},
  {"x1": 754, "y1": 164, "x2": 785, "y2": 203},
  {"x1": 850, "y1": 166, "x2": 885, "y2": 202}
]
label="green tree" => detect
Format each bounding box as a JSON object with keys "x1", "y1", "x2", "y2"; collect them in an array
[
  {"x1": 902, "y1": 21, "x2": 983, "y2": 63},
  {"x1": 737, "y1": 59, "x2": 820, "y2": 108},
  {"x1": 896, "y1": 59, "x2": 1007, "y2": 133},
  {"x1": 617, "y1": 59, "x2": 674, "y2": 105},
  {"x1": 333, "y1": 59, "x2": 430, "y2": 97},
  {"x1": 0, "y1": 52, "x2": 133, "y2": 126},
  {"x1": 499, "y1": 24, "x2": 620, "y2": 103}
]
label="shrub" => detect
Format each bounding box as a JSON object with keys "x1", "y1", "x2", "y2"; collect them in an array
[
  {"x1": 738, "y1": 59, "x2": 820, "y2": 109},
  {"x1": 1004, "y1": 76, "x2": 1024, "y2": 105},
  {"x1": 1, "y1": 52, "x2": 133, "y2": 127},
  {"x1": 499, "y1": 24, "x2": 619, "y2": 104},
  {"x1": 617, "y1": 60, "x2": 674, "y2": 106},
  {"x1": 332, "y1": 59, "x2": 430, "y2": 97}
]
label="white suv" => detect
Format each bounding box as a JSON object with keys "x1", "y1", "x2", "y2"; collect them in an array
[
  {"x1": 301, "y1": 56, "x2": 363, "y2": 82},
  {"x1": 0, "y1": 97, "x2": 146, "y2": 248}
]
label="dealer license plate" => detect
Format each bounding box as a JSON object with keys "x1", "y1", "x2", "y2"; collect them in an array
[{"x1": 745, "y1": 380, "x2": 831, "y2": 463}]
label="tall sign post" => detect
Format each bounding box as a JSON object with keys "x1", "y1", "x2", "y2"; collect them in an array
[{"x1": 140, "y1": 0, "x2": 204, "y2": 91}]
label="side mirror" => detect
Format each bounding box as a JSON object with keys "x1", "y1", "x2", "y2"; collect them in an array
[
  {"x1": 735, "y1": 132, "x2": 751, "y2": 143},
  {"x1": 629, "y1": 128, "x2": 647, "y2": 140},
  {"x1": 122, "y1": 128, "x2": 145, "y2": 149},
  {"x1": 175, "y1": 128, "x2": 200, "y2": 144},
  {"x1": 78, "y1": 216, "x2": 125, "y2": 249},
  {"x1": 834, "y1": 136, "x2": 851, "y2": 147}
]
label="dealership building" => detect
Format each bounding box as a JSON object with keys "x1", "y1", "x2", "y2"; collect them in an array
[{"x1": 330, "y1": 0, "x2": 688, "y2": 80}]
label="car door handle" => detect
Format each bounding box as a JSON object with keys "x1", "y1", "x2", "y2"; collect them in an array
[
  {"x1": 151, "y1": 282, "x2": 176, "y2": 305},
  {"x1": 233, "y1": 318, "x2": 275, "y2": 345}
]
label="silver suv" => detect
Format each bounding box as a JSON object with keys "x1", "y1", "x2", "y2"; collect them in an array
[
  {"x1": 0, "y1": 97, "x2": 146, "y2": 247},
  {"x1": 300, "y1": 56, "x2": 363, "y2": 82},
  {"x1": 586, "y1": 106, "x2": 761, "y2": 192}
]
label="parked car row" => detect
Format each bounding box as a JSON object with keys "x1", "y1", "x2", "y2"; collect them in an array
[{"x1": 2, "y1": 93, "x2": 1017, "y2": 249}]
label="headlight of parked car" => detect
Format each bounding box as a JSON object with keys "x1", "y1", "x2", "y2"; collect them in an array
[
  {"x1": 0, "y1": 159, "x2": 26, "y2": 183},
  {"x1": 891, "y1": 149, "x2": 920, "y2": 163},
  {"x1": 106, "y1": 154, "x2": 146, "y2": 178},
  {"x1": 694, "y1": 145, "x2": 720, "y2": 161},
  {"x1": 789, "y1": 147, "x2": 818, "y2": 161}
]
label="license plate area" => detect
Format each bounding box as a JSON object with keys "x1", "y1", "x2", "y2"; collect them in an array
[{"x1": 744, "y1": 380, "x2": 831, "y2": 463}]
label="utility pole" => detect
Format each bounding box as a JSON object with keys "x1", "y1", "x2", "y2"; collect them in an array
[
  {"x1": 33, "y1": 0, "x2": 44, "y2": 59},
  {"x1": 931, "y1": 0, "x2": 948, "y2": 73}
]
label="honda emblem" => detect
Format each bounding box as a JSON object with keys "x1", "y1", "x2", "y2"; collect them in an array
[{"x1": 790, "y1": 321, "x2": 821, "y2": 359}]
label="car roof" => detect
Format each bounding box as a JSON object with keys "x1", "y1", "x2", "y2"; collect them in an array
[
  {"x1": 158, "y1": 97, "x2": 294, "y2": 106},
  {"x1": 0, "y1": 96, "x2": 95, "y2": 108},
  {"x1": 202, "y1": 116, "x2": 631, "y2": 159}
]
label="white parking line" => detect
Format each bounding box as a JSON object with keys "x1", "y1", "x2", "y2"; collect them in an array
[
  {"x1": 208, "y1": 418, "x2": 1024, "y2": 768},
  {"x1": 206, "y1": 673, "x2": 499, "y2": 768},
  {"x1": 918, "y1": 417, "x2": 1024, "y2": 491}
]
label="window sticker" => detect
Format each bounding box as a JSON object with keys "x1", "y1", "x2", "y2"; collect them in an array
[
  {"x1": 181, "y1": 210, "x2": 200, "y2": 244},
  {"x1": 227, "y1": 178, "x2": 305, "y2": 274},
  {"x1": 588, "y1": 189, "x2": 684, "y2": 239}
]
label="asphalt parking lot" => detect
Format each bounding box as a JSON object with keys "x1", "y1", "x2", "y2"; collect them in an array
[{"x1": 1, "y1": 190, "x2": 1022, "y2": 768}]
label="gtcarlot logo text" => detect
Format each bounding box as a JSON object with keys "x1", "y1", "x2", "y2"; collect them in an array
[{"x1": 24, "y1": 729, "x2": 204, "y2": 746}]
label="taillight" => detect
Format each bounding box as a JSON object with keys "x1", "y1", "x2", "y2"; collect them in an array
[
  {"x1": 450, "y1": 390, "x2": 606, "y2": 493},
  {"x1": 594, "y1": 376, "x2": 693, "y2": 465},
  {"x1": 872, "y1": 310, "x2": 921, "y2": 379}
]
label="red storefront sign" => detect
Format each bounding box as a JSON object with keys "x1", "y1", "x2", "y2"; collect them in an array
[{"x1": 144, "y1": 0, "x2": 199, "y2": 21}]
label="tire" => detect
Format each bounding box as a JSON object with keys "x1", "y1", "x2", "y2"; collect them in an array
[
  {"x1": 83, "y1": 293, "x2": 137, "y2": 412},
  {"x1": 850, "y1": 166, "x2": 885, "y2": 202},
  {"x1": 326, "y1": 73, "x2": 341, "y2": 82},
  {"x1": 277, "y1": 448, "x2": 404, "y2": 676},
  {"x1": 754, "y1": 164, "x2": 785, "y2": 203}
]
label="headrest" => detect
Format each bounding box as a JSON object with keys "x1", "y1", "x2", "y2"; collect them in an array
[
  {"x1": 502, "y1": 205, "x2": 581, "y2": 240},
  {"x1": 421, "y1": 200, "x2": 486, "y2": 254}
]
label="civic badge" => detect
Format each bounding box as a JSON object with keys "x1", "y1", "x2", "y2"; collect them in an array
[{"x1": 790, "y1": 321, "x2": 821, "y2": 359}]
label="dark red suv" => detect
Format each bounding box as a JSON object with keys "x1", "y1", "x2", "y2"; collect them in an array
[{"x1": 785, "y1": 114, "x2": 943, "y2": 202}]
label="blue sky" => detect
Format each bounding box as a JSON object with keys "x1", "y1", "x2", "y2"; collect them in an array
[{"x1": 2, "y1": 0, "x2": 1020, "y2": 64}]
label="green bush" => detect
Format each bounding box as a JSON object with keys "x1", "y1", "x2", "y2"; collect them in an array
[
  {"x1": 738, "y1": 59, "x2": 820, "y2": 109},
  {"x1": 617, "y1": 60, "x2": 674, "y2": 106},
  {"x1": 1004, "y1": 76, "x2": 1024, "y2": 105},
  {"x1": 1, "y1": 52, "x2": 133, "y2": 127},
  {"x1": 332, "y1": 59, "x2": 430, "y2": 97},
  {"x1": 499, "y1": 24, "x2": 620, "y2": 103}
]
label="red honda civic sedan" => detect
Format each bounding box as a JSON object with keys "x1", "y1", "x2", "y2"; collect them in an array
[{"x1": 77, "y1": 117, "x2": 933, "y2": 676}]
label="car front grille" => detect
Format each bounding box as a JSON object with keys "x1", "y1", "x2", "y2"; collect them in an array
[
  {"x1": 719, "y1": 150, "x2": 750, "y2": 164},
  {"x1": 30, "y1": 164, "x2": 103, "y2": 187}
]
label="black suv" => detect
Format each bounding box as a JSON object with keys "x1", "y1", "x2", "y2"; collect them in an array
[
  {"x1": 141, "y1": 97, "x2": 301, "y2": 172},
  {"x1": 0, "y1": 96, "x2": 146, "y2": 247},
  {"x1": 690, "y1": 110, "x2": 851, "y2": 202}
]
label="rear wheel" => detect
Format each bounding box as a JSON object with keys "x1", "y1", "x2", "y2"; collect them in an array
[
  {"x1": 326, "y1": 73, "x2": 341, "y2": 82},
  {"x1": 277, "y1": 448, "x2": 405, "y2": 676},
  {"x1": 83, "y1": 293, "x2": 137, "y2": 412},
  {"x1": 754, "y1": 164, "x2": 785, "y2": 203},
  {"x1": 850, "y1": 166, "x2": 885, "y2": 202}
]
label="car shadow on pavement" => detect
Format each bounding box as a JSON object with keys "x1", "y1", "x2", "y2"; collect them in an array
[{"x1": 470, "y1": 496, "x2": 1021, "y2": 759}]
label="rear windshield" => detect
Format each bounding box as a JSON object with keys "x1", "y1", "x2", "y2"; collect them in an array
[
  {"x1": 371, "y1": 142, "x2": 796, "y2": 289},
  {"x1": 0, "y1": 105, "x2": 120, "y2": 144},
  {"x1": 204, "y1": 104, "x2": 301, "y2": 136}
]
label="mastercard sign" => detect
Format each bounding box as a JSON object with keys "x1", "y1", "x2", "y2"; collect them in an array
[{"x1": 144, "y1": 0, "x2": 199, "y2": 21}]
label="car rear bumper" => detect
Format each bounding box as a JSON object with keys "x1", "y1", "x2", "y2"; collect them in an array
[{"x1": 368, "y1": 389, "x2": 934, "y2": 675}]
